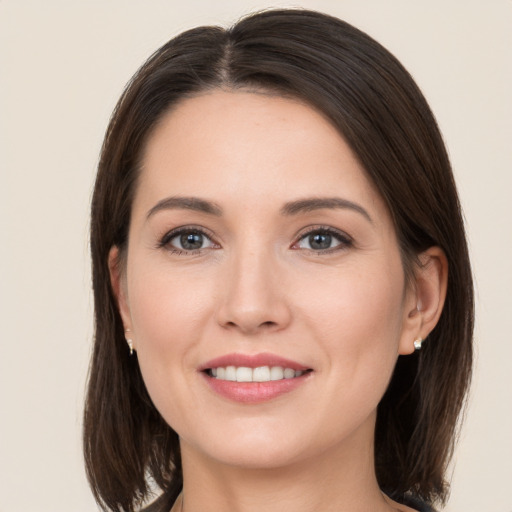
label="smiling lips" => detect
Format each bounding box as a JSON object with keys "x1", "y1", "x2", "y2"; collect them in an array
[{"x1": 200, "y1": 353, "x2": 312, "y2": 403}]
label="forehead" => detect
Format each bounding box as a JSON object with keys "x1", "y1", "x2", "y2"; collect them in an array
[{"x1": 136, "y1": 90, "x2": 387, "y2": 219}]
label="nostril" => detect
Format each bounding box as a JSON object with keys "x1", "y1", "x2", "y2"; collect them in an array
[{"x1": 222, "y1": 320, "x2": 278, "y2": 331}]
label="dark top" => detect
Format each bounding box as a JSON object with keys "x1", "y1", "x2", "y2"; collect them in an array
[{"x1": 402, "y1": 495, "x2": 436, "y2": 512}]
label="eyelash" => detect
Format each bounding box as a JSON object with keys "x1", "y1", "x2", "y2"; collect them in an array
[
  {"x1": 157, "y1": 226, "x2": 218, "y2": 255},
  {"x1": 157, "y1": 225, "x2": 353, "y2": 255},
  {"x1": 292, "y1": 226, "x2": 353, "y2": 254}
]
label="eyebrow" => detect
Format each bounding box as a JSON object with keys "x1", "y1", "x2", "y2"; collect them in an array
[
  {"x1": 146, "y1": 195, "x2": 372, "y2": 223},
  {"x1": 146, "y1": 196, "x2": 223, "y2": 219},
  {"x1": 280, "y1": 197, "x2": 373, "y2": 223}
]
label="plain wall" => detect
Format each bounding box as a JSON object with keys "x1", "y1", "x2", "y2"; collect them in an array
[{"x1": 1, "y1": 1, "x2": 511, "y2": 511}]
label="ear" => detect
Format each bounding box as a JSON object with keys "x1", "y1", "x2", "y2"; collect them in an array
[
  {"x1": 108, "y1": 246, "x2": 133, "y2": 332},
  {"x1": 399, "y1": 246, "x2": 448, "y2": 355}
]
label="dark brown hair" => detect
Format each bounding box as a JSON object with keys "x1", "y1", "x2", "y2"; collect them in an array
[{"x1": 84, "y1": 8, "x2": 473, "y2": 512}]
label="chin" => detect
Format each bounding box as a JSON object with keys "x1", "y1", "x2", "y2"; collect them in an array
[{"x1": 181, "y1": 425, "x2": 315, "y2": 470}]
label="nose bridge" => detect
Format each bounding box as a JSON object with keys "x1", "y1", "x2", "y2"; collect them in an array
[{"x1": 216, "y1": 236, "x2": 290, "y2": 333}]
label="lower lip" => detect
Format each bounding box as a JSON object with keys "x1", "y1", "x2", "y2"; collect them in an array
[{"x1": 202, "y1": 373, "x2": 311, "y2": 403}]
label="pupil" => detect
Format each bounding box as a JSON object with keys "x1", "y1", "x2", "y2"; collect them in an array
[
  {"x1": 180, "y1": 233, "x2": 203, "y2": 250},
  {"x1": 310, "y1": 233, "x2": 331, "y2": 250}
]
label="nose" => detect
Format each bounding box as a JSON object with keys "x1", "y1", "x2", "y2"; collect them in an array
[{"x1": 215, "y1": 245, "x2": 292, "y2": 335}]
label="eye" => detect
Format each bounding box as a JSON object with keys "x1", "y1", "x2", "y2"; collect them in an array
[
  {"x1": 159, "y1": 228, "x2": 217, "y2": 253},
  {"x1": 293, "y1": 227, "x2": 352, "y2": 252}
]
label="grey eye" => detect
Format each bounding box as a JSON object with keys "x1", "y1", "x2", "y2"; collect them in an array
[
  {"x1": 297, "y1": 231, "x2": 343, "y2": 251},
  {"x1": 168, "y1": 230, "x2": 214, "y2": 251},
  {"x1": 179, "y1": 232, "x2": 205, "y2": 250},
  {"x1": 308, "y1": 233, "x2": 333, "y2": 250}
]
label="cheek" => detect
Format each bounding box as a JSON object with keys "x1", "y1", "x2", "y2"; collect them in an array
[
  {"x1": 289, "y1": 265, "x2": 407, "y2": 447},
  {"x1": 125, "y1": 263, "x2": 215, "y2": 398},
  {"x1": 300, "y1": 262, "x2": 406, "y2": 384},
  {"x1": 303, "y1": 261, "x2": 405, "y2": 335},
  {"x1": 127, "y1": 261, "x2": 212, "y2": 344},
  {"x1": 125, "y1": 267, "x2": 213, "y2": 428}
]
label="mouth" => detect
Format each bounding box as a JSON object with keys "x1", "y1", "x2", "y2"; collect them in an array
[{"x1": 199, "y1": 353, "x2": 313, "y2": 403}]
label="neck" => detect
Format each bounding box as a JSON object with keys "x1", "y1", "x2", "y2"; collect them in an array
[{"x1": 178, "y1": 414, "x2": 401, "y2": 512}]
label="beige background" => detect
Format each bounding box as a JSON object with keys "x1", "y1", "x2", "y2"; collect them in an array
[{"x1": 1, "y1": 1, "x2": 511, "y2": 511}]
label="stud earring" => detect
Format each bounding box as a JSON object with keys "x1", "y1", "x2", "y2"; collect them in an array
[
  {"x1": 125, "y1": 328, "x2": 134, "y2": 356},
  {"x1": 413, "y1": 337, "x2": 423, "y2": 351}
]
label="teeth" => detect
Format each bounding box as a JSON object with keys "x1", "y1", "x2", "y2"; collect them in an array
[
  {"x1": 284, "y1": 368, "x2": 296, "y2": 379},
  {"x1": 209, "y1": 365, "x2": 306, "y2": 382},
  {"x1": 236, "y1": 367, "x2": 253, "y2": 382},
  {"x1": 225, "y1": 366, "x2": 236, "y2": 381},
  {"x1": 270, "y1": 366, "x2": 284, "y2": 380},
  {"x1": 253, "y1": 366, "x2": 270, "y2": 382}
]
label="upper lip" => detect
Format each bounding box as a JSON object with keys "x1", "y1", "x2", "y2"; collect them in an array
[{"x1": 199, "y1": 352, "x2": 310, "y2": 372}]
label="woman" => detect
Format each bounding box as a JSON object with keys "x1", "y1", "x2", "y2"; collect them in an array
[{"x1": 84, "y1": 9, "x2": 473, "y2": 512}]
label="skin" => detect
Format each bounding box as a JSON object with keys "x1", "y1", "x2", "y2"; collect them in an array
[{"x1": 110, "y1": 91, "x2": 447, "y2": 512}]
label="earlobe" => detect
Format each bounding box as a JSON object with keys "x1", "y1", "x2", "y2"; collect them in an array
[
  {"x1": 399, "y1": 246, "x2": 448, "y2": 355},
  {"x1": 108, "y1": 246, "x2": 132, "y2": 330}
]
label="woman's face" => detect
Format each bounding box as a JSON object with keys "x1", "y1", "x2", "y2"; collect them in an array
[{"x1": 114, "y1": 91, "x2": 421, "y2": 469}]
